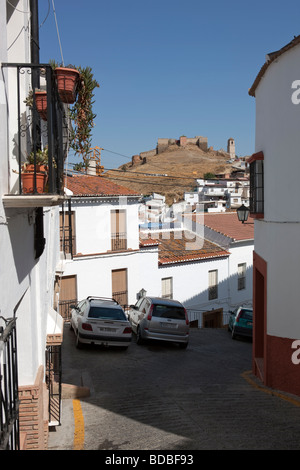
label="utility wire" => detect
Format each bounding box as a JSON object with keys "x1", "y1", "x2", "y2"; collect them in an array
[
  {"x1": 51, "y1": 0, "x2": 64, "y2": 65},
  {"x1": 39, "y1": 0, "x2": 51, "y2": 28}
]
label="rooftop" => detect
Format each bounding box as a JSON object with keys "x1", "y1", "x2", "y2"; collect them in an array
[
  {"x1": 64, "y1": 174, "x2": 141, "y2": 197},
  {"x1": 203, "y1": 212, "x2": 254, "y2": 241},
  {"x1": 249, "y1": 34, "x2": 300, "y2": 97},
  {"x1": 141, "y1": 231, "x2": 230, "y2": 266}
]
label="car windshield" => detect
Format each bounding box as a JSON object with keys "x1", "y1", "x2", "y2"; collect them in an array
[
  {"x1": 88, "y1": 307, "x2": 126, "y2": 320},
  {"x1": 152, "y1": 304, "x2": 186, "y2": 320},
  {"x1": 240, "y1": 309, "x2": 253, "y2": 320}
]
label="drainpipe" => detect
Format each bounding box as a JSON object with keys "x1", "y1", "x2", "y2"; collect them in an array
[
  {"x1": 30, "y1": 0, "x2": 41, "y2": 154},
  {"x1": 30, "y1": 0, "x2": 40, "y2": 88}
]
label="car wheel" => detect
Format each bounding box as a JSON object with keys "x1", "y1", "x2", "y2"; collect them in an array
[{"x1": 136, "y1": 327, "x2": 144, "y2": 345}]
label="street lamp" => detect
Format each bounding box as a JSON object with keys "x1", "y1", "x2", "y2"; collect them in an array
[{"x1": 237, "y1": 204, "x2": 250, "y2": 223}]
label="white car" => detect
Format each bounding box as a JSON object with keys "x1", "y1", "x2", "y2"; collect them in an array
[{"x1": 70, "y1": 297, "x2": 132, "y2": 349}]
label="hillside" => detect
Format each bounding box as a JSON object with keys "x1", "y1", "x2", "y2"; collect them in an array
[{"x1": 105, "y1": 143, "x2": 237, "y2": 205}]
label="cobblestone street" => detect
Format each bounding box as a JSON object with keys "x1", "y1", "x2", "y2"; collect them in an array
[{"x1": 48, "y1": 326, "x2": 300, "y2": 451}]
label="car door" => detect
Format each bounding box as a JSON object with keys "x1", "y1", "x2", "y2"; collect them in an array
[{"x1": 130, "y1": 298, "x2": 146, "y2": 331}]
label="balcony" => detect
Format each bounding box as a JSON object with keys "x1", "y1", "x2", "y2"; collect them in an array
[
  {"x1": 111, "y1": 232, "x2": 127, "y2": 251},
  {"x1": 1, "y1": 63, "x2": 70, "y2": 208}
]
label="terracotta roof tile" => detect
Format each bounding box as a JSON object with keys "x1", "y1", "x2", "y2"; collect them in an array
[
  {"x1": 65, "y1": 175, "x2": 141, "y2": 197},
  {"x1": 203, "y1": 212, "x2": 254, "y2": 241},
  {"x1": 148, "y1": 231, "x2": 230, "y2": 266}
]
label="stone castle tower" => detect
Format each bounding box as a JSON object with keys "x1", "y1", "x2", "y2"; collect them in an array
[{"x1": 227, "y1": 138, "x2": 235, "y2": 160}]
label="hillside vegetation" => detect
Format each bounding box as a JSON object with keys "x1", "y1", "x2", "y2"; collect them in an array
[{"x1": 105, "y1": 143, "x2": 235, "y2": 205}]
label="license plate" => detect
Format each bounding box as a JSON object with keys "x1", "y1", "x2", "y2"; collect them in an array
[
  {"x1": 161, "y1": 323, "x2": 177, "y2": 328},
  {"x1": 99, "y1": 327, "x2": 115, "y2": 332}
]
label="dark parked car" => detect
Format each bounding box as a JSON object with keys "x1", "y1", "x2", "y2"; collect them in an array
[
  {"x1": 128, "y1": 296, "x2": 189, "y2": 348},
  {"x1": 228, "y1": 306, "x2": 253, "y2": 340}
]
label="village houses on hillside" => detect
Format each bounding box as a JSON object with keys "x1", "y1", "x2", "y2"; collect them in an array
[{"x1": 60, "y1": 174, "x2": 254, "y2": 329}]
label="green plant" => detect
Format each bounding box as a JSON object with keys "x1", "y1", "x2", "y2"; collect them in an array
[
  {"x1": 69, "y1": 66, "x2": 99, "y2": 159},
  {"x1": 73, "y1": 158, "x2": 90, "y2": 172},
  {"x1": 204, "y1": 172, "x2": 216, "y2": 179},
  {"x1": 50, "y1": 60, "x2": 99, "y2": 161},
  {"x1": 27, "y1": 147, "x2": 49, "y2": 165}
]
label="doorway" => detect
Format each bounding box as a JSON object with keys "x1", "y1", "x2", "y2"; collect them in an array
[
  {"x1": 112, "y1": 269, "x2": 128, "y2": 307},
  {"x1": 59, "y1": 275, "x2": 77, "y2": 321},
  {"x1": 253, "y1": 252, "x2": 267, "y2": 382},
  {"x1": 202, "y1": 308, "x2": 223, "y2": 328}
]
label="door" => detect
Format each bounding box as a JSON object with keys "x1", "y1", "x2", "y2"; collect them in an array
[
  {"x1": 202, "y1": 309, "x2": 223, "y2": 328},
  {"x1": 111, "y1": 210, "x2": 127, "y2": 251},
  {"x1": 59, "y1": 275, "x2": 77, "y2": 321},
  {"x1": 112, "y1": 269, "x2": 128, "y2": 307}
]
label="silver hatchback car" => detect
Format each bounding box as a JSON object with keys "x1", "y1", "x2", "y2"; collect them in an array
[
  {"x1": 128, "y1": 297, "x2": 189, "y2": 348},
  {"x1": 70, "y1": 296, "x2": 132, "y2": 349}
]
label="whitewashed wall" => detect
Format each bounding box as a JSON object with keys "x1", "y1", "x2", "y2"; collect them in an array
[
  {"x1": 71, "y1": 198, "x2": 140, "y2": 254},
  {"x1": 0, "y1": 1, "x2": 61, "y2": 386},
  {"x1": 62, "y1": 247, "x2": 160, "y2": 306},
  {"x1": 254, "y1": 44, "x2": 300, "y2": 339}
]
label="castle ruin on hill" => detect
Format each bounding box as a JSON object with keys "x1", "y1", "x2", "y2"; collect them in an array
[{"x1": 131, "y1": 136, "x2": 236, "y2": 166}]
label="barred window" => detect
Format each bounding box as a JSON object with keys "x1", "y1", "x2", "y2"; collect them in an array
[{"x1": 249, "y1": 152, "x2": 264, "y2": 216}]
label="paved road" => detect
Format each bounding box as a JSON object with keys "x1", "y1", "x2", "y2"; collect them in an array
[{"x1": 48, "y1": 325, "x2": 300, "y2": 451}]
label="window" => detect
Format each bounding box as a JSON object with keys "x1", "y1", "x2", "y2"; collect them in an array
[
  {"x1": 111, "y1": 210, "x2": 127, "y2": 251},
  {"x1": 248, "y1": 151, "x2": 264, "y2": 217},
  {"x1": 162, "y1": 277, "x2": 173, "y2": 299},
  {"x1": 238, "y1": 263, "x2": 246, "y2": 290},
  {"x1": 208, "y1": 270, "x2": 218, "y2": 300},
  {"x1": 60, "y1": 210, "x2": 76, "y2": 256}
]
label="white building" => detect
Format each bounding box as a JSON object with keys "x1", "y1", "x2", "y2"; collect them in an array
[
  {"x1": 190, "y1": 178, "x2": 249, "y2": 210},
  {"x1": 60, "y1": 174, "x2": 159, "y2": 309},
  {"x1": 248, "y1": 35, "x2": 300, "y2": 396},
  {"x1": 0, "y1": 0, "x2": 67, "y2": 450}
]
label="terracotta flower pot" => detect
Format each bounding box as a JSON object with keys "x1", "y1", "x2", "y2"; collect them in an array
[
  {"x1": 35, "y1": 91, "x2": 48, "y2": 121},
  {"x1": 21, "y1": 172, "x2": 47, "y2": 194},
  {"x1": 54, "y1": 67, "x2": 80, "y2": 104}
]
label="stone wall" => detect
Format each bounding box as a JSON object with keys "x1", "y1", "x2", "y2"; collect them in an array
[{"x1": 157, "y1": 135, "x2": 208, "y2": 153}]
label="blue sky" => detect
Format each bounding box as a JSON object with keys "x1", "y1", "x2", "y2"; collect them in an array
[{"x1": 38, "y1": 0, "x2": 300, "y2": 169}]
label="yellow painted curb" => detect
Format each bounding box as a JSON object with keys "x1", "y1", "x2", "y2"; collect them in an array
[
  {"x1": 242, "y1": 370, "x2": 300, "y2": 407},
  {"x1": 73, "y1": 399, "x2": 85, "y2": 450}
]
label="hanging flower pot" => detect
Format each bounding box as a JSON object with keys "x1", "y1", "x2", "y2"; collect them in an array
[
  {"x1": 35, "y1": 90, "x2": 48, "y2": 121},
  {"x1": 54, "y1": 67, "x2": 80, "y2": 104},
  {"x1": 21, "y1": 171, "x2": 47, "y2": 194}
]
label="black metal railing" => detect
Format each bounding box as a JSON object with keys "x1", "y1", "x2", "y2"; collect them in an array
[
  {"x1": 111, "y1": 233, "x2": 127, "y2": 251},
  {"x1": 58, "y1": 299, "x2": 77, "y2": 322},
  {"x1": 1, "y1": 63, "x2": 69, "y2": 197},
  {"x1": 45, "y1": 345, "x2": 62, "y2": 426},
  {"x1": 112, "y1": 291, "x2": 128, "y2": 309},
  {"x1": 0, "y1": 317, "x2": 19, "y2": 450}
]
